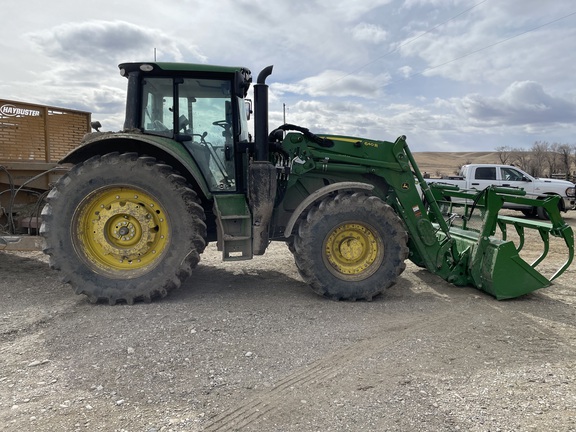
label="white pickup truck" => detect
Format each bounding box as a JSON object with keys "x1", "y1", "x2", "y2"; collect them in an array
[{"x1": 425, "y1": 164, "x2": 576, "y2": 219}]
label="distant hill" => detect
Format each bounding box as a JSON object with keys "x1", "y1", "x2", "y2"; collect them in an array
[{"x1": 412, "y1": 152, "x2": 500, "y2": 177}]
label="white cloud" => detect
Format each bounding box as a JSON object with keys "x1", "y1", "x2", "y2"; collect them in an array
[
  {"x1": 274, "y1": 70, "x2": 391, "y2": 99},
  {"x1": 350, "y1": 23, "x2": 388, "y2": 43},
  {"x1": 27, "y1": 20, "x2": 206, "y2": 64},
  {"x1": 396, "y1": 2, "x2": 576, "y2": 89},
  {"x1": 398, "y1": 65, "x2": 413, "y2": 78},
  {"x1": 316, "y1": 0, "x2": 394, "y2": 22},
  {"x1": 459, "y1": 81, "x2": 576, "y2": 126},
  {"x1": 1, "y1": 0, "x2": 575, "y2": 152}
]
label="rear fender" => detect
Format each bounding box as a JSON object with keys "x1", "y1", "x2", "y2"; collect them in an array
[{"x1": 60, "y1": 131, "x2": 212, "y2": 199}]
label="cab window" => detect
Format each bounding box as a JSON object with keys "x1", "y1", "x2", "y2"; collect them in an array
[
  {"x1": 475, "y1": 167, "x2": 496, "y2": 180},
  {"x1": 140, "y1": 77, "x2": 237, "y2": 192},
  {"x1": 501, "y1": 167, "x2": 524, "y2": 182}
]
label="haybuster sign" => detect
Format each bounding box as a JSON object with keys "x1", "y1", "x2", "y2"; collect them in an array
[{"x1": 0, "y1": 104, "x2": 41, "y2": 117}]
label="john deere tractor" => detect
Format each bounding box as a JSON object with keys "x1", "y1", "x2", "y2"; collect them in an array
[{"x1": 40, "y1": 63, "x2": 574, "y2": 304}]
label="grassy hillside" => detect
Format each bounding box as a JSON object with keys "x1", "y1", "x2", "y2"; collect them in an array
[{"x1": 412, "y1": 152, "x2": 501, "y2": 178}]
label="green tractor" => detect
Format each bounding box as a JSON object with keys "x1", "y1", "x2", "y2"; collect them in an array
[{"x1": 41, "y1": 63, "x2": 574, "y2": 304}]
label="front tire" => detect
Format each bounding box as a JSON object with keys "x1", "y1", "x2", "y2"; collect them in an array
[
  {"x1": 536, "y1": 195, "x2": 563, "y2": 220},
  {"x1": 293, "y1": 192, "x2": 408, "y2": 301},
  {"x1": 521, "y1": 208, "x2": 537, "y2": 218},
  {"x1": 41, "y1": 152, "x2": 207, "y2": 304}
]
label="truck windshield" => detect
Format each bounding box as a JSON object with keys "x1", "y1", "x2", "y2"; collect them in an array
[{"x1": 140, "y1": 77, "x2": 238, "y2": 192}]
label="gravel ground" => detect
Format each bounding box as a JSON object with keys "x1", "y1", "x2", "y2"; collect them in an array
[{"x1": 1, "y1": 213, "x2": 576, "y2": 432}]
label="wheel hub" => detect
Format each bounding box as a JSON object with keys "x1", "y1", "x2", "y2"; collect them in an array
[
  {"x1": 324, "y1": 222, "x2": 383, "y2": 279},
  {"x1": 93, "y1": 200, "x2": 158, "y2": 260},
  {"x1": 75, "y1": 188, "x2": 169, "y2": 274},
  {"x1": 338, "y1": 238, "x2": 364, "y2": 261}
]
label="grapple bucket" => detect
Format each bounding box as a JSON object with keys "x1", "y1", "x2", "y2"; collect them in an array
[
  {"x1": 430, "y1": 186, "x2": 574, "y2": 299},
  {"x1": 476, "y1": 240, "x2": 550, "y2": 299},
  {"x1": 400, "y1": 140, "x2": 573, "y2": 300}
]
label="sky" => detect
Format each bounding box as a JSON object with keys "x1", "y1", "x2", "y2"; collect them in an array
[{"x1": 1, "y1": 0, "x2": 575, "y2": 152}]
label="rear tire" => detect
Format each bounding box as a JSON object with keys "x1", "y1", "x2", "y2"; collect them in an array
[
  {"x1": 293, "y1": 192, "x2": 408, "y2": 301},
  {"x1": 41, "y1": 152, "x2": 207, "y2": 304}
]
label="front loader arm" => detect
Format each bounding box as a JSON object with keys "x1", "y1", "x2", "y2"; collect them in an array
[{"x1": 275, "y1": 131, "x2": 574, "y2": 299}]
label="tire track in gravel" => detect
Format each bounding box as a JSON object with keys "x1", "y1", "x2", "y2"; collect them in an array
[
  {"x1": 203, "y1": 293, "x2": 576, "y2": 431},
  {"x1": 203, "y1": 306, "x2": 475, "y2": 431},
  {"x1": 0, "y1": 300, "x2": 81, "y2": 342}
]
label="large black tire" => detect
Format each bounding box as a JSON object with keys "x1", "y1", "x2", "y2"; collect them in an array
[
  {"x1": 521, "y1": 208, "x2": 537, "y2": 218},
  {"x1": 536, "y1": 195, "x2": 563, "y2": 220},
  {"x1": 293, "y1": 192, "x2": 408, "y2": 301},
  {"x1": 41, "y1": 152, "x2": 207, "y2": 304}
]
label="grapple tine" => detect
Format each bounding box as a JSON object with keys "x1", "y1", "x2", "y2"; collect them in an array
[
  {"x1": 532, "y1": 228, "x2": 550, "y2": 268},
  {"x1": 549, "y1": 223, "x2": 574, "y2": 281}
]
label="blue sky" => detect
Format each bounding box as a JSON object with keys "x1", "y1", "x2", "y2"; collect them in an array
[{"x1": 1, "y1": 0, "x2": 575, "y2": 151}]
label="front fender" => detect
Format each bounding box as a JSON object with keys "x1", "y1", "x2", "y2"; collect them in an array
[
  {"x1": 283, "y1": 181, "x2": 375, "y2": 238},
  {"x1": 61, "y1": 131, "x2": 212, "y2": 199}
]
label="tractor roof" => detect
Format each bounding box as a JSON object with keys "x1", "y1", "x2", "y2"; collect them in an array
[{"x1": 119, "y1": 62, "x2": 251, "y2": 78}]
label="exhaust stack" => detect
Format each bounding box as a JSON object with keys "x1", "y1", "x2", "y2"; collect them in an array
[{"x1": 253, "y1": 65, "x2": 273, "y2": 161}]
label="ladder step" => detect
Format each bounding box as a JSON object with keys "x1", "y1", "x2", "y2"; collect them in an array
[{"x1": 213, "y1": 194, "x2": 253, "y2": 261}]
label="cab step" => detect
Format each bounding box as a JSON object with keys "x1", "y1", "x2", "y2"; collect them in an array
[{"x1": 213, "y1": 195, "x2": 253, "y2": 261}]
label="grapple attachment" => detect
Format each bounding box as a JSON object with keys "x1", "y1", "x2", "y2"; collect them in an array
[
  {"x1": 432, "y1": 185, "x2": 574, "y2": 299},
  {"x1": 394, "y1": 139, "x2": 574, "y2": 300}
]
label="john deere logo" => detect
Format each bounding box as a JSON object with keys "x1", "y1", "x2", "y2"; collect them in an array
[
  {"x1": 0, "y1": 104, "x2": 41, "y2": 117},
  {"x1": 401, "y1": 182, "x2": 410, "y2": 190}
]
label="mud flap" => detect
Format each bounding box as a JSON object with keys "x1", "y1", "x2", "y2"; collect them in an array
[{"x1": 248, "y1": 161, "x2": 277, "y2": 255}]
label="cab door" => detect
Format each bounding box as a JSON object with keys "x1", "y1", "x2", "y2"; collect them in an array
[{"x1": 499, "y1": 166, "x2": 533, "y2": 193}]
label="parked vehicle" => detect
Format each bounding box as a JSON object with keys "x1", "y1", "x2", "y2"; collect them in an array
[
  {"x1": 40, "y1": 63, "x2": 575, "y2": 304},
  {"x1": 425, "y1": 164, "x2": 576, "y2": 219},
  {"x1": 0, "y1": 99, "x2": 90, "y2": 249}
]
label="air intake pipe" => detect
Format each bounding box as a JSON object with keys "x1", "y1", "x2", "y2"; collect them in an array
[{"x1": 253, "y1": 65, "x2": 273, "y2": 161}]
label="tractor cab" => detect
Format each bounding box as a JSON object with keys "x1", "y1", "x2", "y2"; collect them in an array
[{"x1": 119, "y1": 62, "x2": 253, "y2": 193}]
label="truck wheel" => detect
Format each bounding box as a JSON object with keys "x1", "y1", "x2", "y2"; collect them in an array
[
  {"x1": 521, "y1": 208, "x2": 536, "y2": 218},
  {"x1": 293, "y1": 192, "x2": 408, "y2": 301},
  {"x1": 41, "y1": 152, "x2": 207, "y2": 304},
  {"x1": 536, "y1": 195, "x2": 563, "y2": 220}
]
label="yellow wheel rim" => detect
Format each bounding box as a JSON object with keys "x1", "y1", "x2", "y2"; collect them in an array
[
  {"x1": 73, "y1": 187, "x2": 169, "y2": 277},
  {"x1": 323, "y1": 222, "x2": 383, "y2": 281}
]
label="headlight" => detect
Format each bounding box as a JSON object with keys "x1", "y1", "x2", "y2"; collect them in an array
[{"x1": 567, "y1": 186, "x2": 576, "y2": 197}]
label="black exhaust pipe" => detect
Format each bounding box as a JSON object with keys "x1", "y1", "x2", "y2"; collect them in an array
[{"x1": 254, "y1": 65, "x2": 273, "y2": 161}]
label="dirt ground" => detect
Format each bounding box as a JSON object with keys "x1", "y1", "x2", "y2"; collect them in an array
[{"x1": 1, "y1": 212, "x2": 576, "y2": 432}]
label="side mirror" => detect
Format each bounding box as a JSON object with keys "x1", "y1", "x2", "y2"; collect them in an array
[{"x1": 91, "y1": 121, "x2": 102, "y2": 132}]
